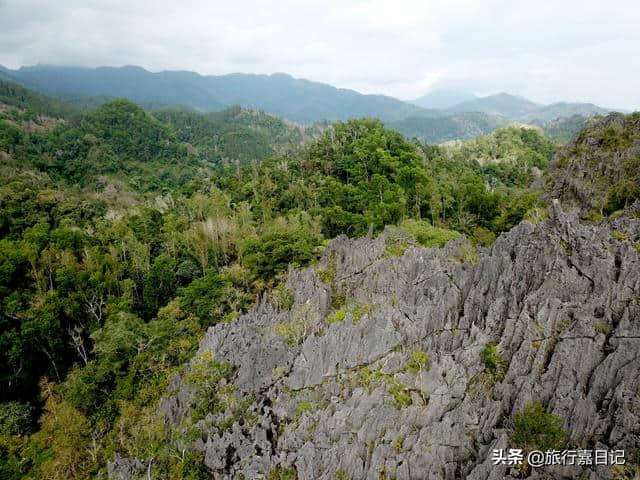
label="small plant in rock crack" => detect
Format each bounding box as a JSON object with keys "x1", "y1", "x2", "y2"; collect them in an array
[
  {"x1": 595, "y1": 322, "x2": 611, "y2": 336},
  {"x1": 405, "y1": 349, "x2": 430, "y2": 374},
  {"x1": 480, "y1": 343, "x2": 499, "y2": 373},
  {"x1": 267, "y1": 465, "x2": 298, "y2": 480},
  {"x1": 317, "y1": 255, "x2": 337, "y2": 285},
  {"x1": 295, "y1": 400, "x2": 313, "y2": 419},
  {"x1": 404, "y1": 349, "x2": 431, "y2": 404},
  {"x1": 509, "y1": 400, "x2": 567, "y2": 451},
  {"x1": 356, "y1": 367, "x2": 413, "y2": 408},
  {"x1": 269, "y1": 282, "x2": 295, "y2": 310},
  {"x1": 326, "y1": 310, "x2": 346, "y2": 323},
  {"x1": 274, "y1": 317, "x2": 308, "y2": 346},
  {"x1": 335, "y1": 468, "x2": 349, "y2": 480},
  {"x1": 479, "y1": 343, "x2": 507, "y2": 385}
]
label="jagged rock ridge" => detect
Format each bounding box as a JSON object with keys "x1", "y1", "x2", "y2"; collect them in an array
[
  {"x1": 109, "y1": 197, "x2": 640, "y2": 479},
  {"x1": 545, "y1": 112, "x2": 640, "y2": 218}
]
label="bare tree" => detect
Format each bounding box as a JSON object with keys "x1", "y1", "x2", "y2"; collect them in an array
[
  {"x1": 40, "y1": 345, "x2": 60, "y2": 381},
  {"x1": 68, "y1": 326, "x2": 89, "y2": 365},
  {"x1": 84, "y1": 293, "x2": 105, "y2": 324}
]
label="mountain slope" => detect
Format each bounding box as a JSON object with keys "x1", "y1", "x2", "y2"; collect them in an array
[
  {"x1": 411, "y1": 89, "x2": 477, "y2": 109},
  {"x1": 542, "y1": 114, "x2": 601, "y2": 143},
  {"x1": 0, "y1": 79, "x2": 319, "y2": 188},
  {"x1": 545, "y1": 112, "x2": 640, "y2": 218},
  {"x1": 448, "y1": 92, "x2": 611, "y2": 126},
  {"x1": 448, "y1": 92, "x2": 541, "y2": 117},
  {"x1": 521, "y1": 102, "x2": 609, "y2": 123},
  {"x1": 5, "y1": 65, "x2": 617, "y2": 144},
  {"x1": 155, "y1": 107, "x2": 321, "y2": 168},
  {"x1": 0, "y1": 77, "x2": 81, "y2": 120},
  {"x1": 4, "y1": 65, "x2": 431, "y2": 124},
  {"x1": 386, "y1": 111, "x2": 508, "y2": 143}
]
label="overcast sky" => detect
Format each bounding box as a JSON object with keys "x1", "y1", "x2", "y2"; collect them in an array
[{"x1": 1, "y1": 0, "x2": 638, "y2": 109}]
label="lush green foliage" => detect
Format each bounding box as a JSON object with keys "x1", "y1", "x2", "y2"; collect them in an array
[
  {"x1": 155, "y1": 107, "x2": 319, "y2": 170},
  {"x1": 0, "y1": 79, "x2": 80, "y2": 120},
  {"x1": 480, "y1": 344, "x2": 500, "y2": 373},
  {"x1": 442, "y1": 126, "x2": 556, "y2": 187},
  {"x1": 240, "y1": 213, "x2": 323, "y2": 279},
  {"x1": 542, "y1": 114, "x2": 600, "y2": 144},
  {"x1": 0, "y1": 83, "x2": 563, "y2": 478},
  {"x1": 396, "y1": 219, "x2": 460, "y2": 247},
  {"x1": 217, "y1": 121, "x2": 552, "y2": 244},
  {"x1": 180, "y1": 270, "x2": 252, "y2": 327},
  {"x1": 83, "y1": 99, "x2": 177, "y2": 161}
]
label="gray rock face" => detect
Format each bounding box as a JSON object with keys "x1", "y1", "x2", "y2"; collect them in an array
[
  {"x1": 110, "y1": 201, "x2": 640, "y2": 479},
  {"x1": 545, "y1": 112, "x2": 640, "y2": 219},
  {"x1": 107, "y1": 454, "x2": 146, "y2": 480}
]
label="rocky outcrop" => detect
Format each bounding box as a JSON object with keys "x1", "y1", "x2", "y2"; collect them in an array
[
  {"x1": 545, "y1": 112, "x2": 640, "y2": 218},
  {"x1": 110, "y1": 196, "x2": 640, "y2": 479}
]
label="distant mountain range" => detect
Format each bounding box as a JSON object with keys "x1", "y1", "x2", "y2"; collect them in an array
[
  {"x1": 0, "y1": 65, "x2": 615, "y2": 142},
  {"x1": 447, "y1": 92, "x2": 541, "y2": 118},
  {"x1": 519, "y1": 102, "x2": 610, "y2": 123},
  {"x1": 0, "y1": 65, "x2": 430, "y2": 124},
  {"x1": 386, "y1": 112, "x2": 509, "y2": 143},
  {"x1": 410, "y1": 89, "x2": 477, "y2": 110},
  {"x1": 445, "y1": 92, "x2": 610, "y2": 122}
]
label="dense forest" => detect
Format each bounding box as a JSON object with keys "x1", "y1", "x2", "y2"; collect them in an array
[{"x1": 0, "y1": 77, "x2": 624, "y2": 479}]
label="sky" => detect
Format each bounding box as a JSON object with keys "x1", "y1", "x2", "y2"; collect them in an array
[{"x1": 0, "y1": 0, "x2": 638, "y2": 109}]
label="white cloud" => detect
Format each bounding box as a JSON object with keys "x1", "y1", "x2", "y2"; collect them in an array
[{"x1": 0, "y1": 0, "x2": 638, "y2": 109}]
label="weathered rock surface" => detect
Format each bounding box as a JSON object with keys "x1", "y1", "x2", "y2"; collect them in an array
[
  {"x1": 110, "y1": 200, "x2": 640, "y2": 479},
  {"x1": 107, "y1": 454, "x2": 147, "y2": 480},
  {"x1": 545, "y1": 112, "x2": 640, "y2": 218}
]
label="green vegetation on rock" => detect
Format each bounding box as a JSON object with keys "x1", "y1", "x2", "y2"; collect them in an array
[{"x1": 510, "y1": 400, "x2": 567, "y2": 451}]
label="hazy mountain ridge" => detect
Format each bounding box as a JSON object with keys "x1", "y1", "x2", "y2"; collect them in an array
[
  {"x1": 410, "y1": 89, "x2": 477, "y2": 109},
  {"x1": 447, "y1": 93, "x2": 610, "y2": 125},
  {"x1": 1, "y1": 65, "x2": 614, "y2": 144},
  {"x1": 447, "y1": 92, "x2": 541, "y2": 117},
  {"x1": 520, "y1": 101, "x2": 609, "y2": 123},
  {"x1": 541, "y1": 114, "x2": 602, "y2": 144},
  {"x1": 3, "y1": 65, "x2": 430, "y2": 124}
]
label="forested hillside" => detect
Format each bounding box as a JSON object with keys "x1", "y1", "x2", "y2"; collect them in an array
[
  {"x1": 0, "y1": 81, "x2": 566, "y2": 478},
  {"x1": 541, "y1": 114, "x2": 602, "y2": 144},
  {"x1": 153, "y1": 107, "x2": 322, "y2": 170},
  {"x1": 386, "y1": 111, "x2": 508, "y2": 144}
]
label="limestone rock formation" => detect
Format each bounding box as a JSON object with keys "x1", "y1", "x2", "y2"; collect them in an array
[
  {"x1": 109, "y1": 113, "x2": 640, "y2": 479},
  {"x1": 110, "y1": 197, "x2": 640, "y2": 479},
  {"x1": 545, "y1": 112, "x2": 640, "y2": 219}
]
